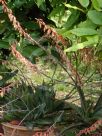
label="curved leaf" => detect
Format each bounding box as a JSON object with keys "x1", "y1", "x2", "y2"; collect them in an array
[
  {"x1": 65, "y1": 35, "x2": 98, "y2": 52},
  {"x1": 97, "y1": 0, "x2": 102, "y2": 7},
  {"x1": 92, "y1": 0, "x2": 102, "y2": 11},
  {"x1": 70, "y1": 28, "x2": 97, "y2": 36},
  {"x1": 88, "y1": 10, "x2": 102, "y2": 25},
  {"x1": 78, "y1": 0, "x2": 89, "y2": 8},
  {"x1": 78, "y1": 19, "x2": 97, "y2": 29},
  {"x1": 0, "y1": 40, "x2": 10, "y2": 49},
  {"x1": 63, "y1": 10, "x2": 80, "y2": 29}
]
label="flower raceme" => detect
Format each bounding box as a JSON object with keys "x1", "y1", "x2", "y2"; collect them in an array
[
  {"x1": 35, "y1": 18, "x2": 68, "y2": 47},
  {"x1": 76, "y1": 120, "x2": 102, "y2": 136}
]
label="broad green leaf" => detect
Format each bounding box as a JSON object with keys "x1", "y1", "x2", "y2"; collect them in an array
[
  {"x1": 35, "y1": 0, "x2": 44, "y2": 7},
  {"x1": 92, "y1": 0, "x2": 102, "y2": 11},
  {"x1": 65, "y1": 35, "x2": 98, "y2": 52},
  {"x1": 78, "y1": 0, "x2": 89, "y2": 8},
  {"x1": 97, "y1": 0, "x2": 102, "y2": 7},
  {"x1": 22, "y1": 45, "x2": 44, "y2": 59},
  {"x1": 63, "y1": 10, "x2": 80, "y2": 29},
  {"x1": 24, "y1": 22, "x2": 39, "y2": 30},
  {"x1": 31, "y1": 48, "x2": 44, "y2": 57},
  {"x1": 35, "y1": 0, "x2": 46, "y2": 11},
  {"x1": 22, "y1": 45, "x2": 37, "y2": 57},
  {"x1": 0, "y1": 23, "x2": 6, "y2": 34},
  {"x1": 49, "y1": 5, "x2": 65, "y2": 27},
  {"x1": 78, "y1": 19, "x2": 97, "y2": 29},
  {"x1": 49, "y1": 6, "x2": 62, "y2": 17},
  {"x1": 51, "y1": 0, "x2": 62, "y2": 7},
  {"x1": 70, "y1": 28, "x2": 97, "y2": 36},
  {"x1": 14, "y1": 0, "x2": 26, "y2": 8},
  {"x1": 0, "y1": 40, "x2": 10, "y2": 49},
  {"x1": 88, "y1": 10, "x2": 102, "y2": 25}
]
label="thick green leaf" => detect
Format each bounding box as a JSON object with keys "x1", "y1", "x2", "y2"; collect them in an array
[
  {"x1": 23, "y1": 22, "x2": 39, "y2": 30},
  {"x1": 35, "y1": 0, "x2": 46, "y2": 11},
  {"x1": 88, "y1": 10, "x2": 102, "y2": 25},
  {"x1": 31, "y1": 48, "x2": 44, "y2": 57},
  {"x1": 0, "y1": 40, "x2": 10, "y2": 49},
  {"x1": 70, "y1": 28, "x2": 97, "y2": 36},
  {"x1": 35, "y1": 0, "x2": 44, "y2": 7},
  {"x1": 97, "y1": 0, "x2": 102, "y2": 7},
  {"x1": 65, "y1": 35, "x2": 98, "y2": 52},
  {"x1": 92, "y1": 0, "x2": 102, "y2": 11},
  {"x1": 22, "y1": 45, "x2": 44, "y2": 59},
  {"x1": 0, "y1": 22, "x2": 7, "y2": 34},
  {"x1": 78, "y1": 19, "x2": 97, "y2": 29},
  {"x1": 13, "y1": 0, "x2": 26, "y2": 8},
  {"x1": 51, "y1": 0, "x2": 62, "y2": 7},
  {"x1": 48, "y1": 5, "x2": 65, "y2": 27},
  {"x1": 78, "y1": 0, "x2": 89, "y2": 8},
  {"x1": 34, "y1": 119, "x2": 53, "y2": 125},
  {"x1": 63, "y1": 10, "x2": 80, "y2": 29},
  {"x1": 21, "y1": 45, "x2": 36, "y2": 57}
]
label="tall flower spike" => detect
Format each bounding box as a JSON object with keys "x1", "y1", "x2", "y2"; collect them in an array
[
  {"x1": 36, "y1": 18, "x2": 82, "y2": 86},
  {"x1": 76, "y1": 120, "x2": 102, "y2": 136},
  {"x1": 35, "y1": 18, "x2": 68, "y2": 46},
  {"x1": 11, "y1": 42, "x2": 39, "y2": 73}
]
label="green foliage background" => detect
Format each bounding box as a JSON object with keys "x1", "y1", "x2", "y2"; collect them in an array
[{"x1": 0, "y1": 0, "x2": 102, "y2": 61}]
